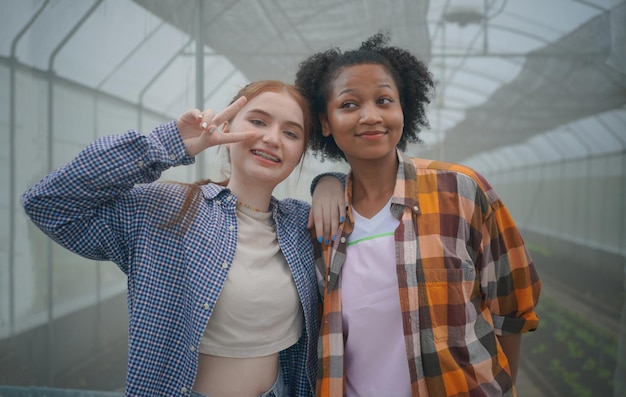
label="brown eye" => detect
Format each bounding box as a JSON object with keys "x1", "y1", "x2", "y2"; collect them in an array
[
  {"x1": 283, "y1": 130, "x2": 299, "y2": 139},
  {"x1": 340, "y1": 101, "x2": 357, "y2": 109}
]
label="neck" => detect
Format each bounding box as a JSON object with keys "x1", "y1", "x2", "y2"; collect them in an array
[
  {"x1": 227, "y1": 179, "x2": 273, "y2": 213},
  {"x1": 351, "y1": 168, "x2": 396, "y2": 203},
  {"x1": 348, "y1": 153, "x2": 398, "y2": 218}
]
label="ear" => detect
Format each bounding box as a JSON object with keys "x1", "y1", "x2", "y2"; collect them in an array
[{"x1": 320, "y1": 115, "x2": 332, "y2": 137}]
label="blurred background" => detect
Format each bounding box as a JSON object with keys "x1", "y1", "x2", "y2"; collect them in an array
[{"x1": 0, "y1": 0, "x2": 624, "y2": 396}]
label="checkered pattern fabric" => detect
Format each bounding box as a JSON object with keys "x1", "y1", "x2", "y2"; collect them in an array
[
  {"x1": 22, "y1": 121, "x2": 318, "y2": 397},
  {"x1": 314, "y1": 151, "x2": 541, "y2": 397}
]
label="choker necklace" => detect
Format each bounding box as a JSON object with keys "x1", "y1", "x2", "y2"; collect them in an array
[{"x1": 237, "y1": 201, "x2": 266, "y2": 212}]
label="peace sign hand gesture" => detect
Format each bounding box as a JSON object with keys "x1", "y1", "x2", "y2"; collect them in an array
[{"x1": 177, "y1": 97, "x2": 260, "y2": 157}]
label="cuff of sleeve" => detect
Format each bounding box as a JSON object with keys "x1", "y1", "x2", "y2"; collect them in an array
[
  {"x1": 492, "y1": 313, "x2": 540, "y2": 336},
  {"x1": 309, "y1": 172, "x2": 347, "y2": 196},
  {"x1": 156, "y1": 120, "x2": 195, "y2": 166}
]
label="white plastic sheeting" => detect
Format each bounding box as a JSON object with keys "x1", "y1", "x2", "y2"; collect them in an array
[{"x1": 0, "y1": 2, "x2": 624, "y2": 393}]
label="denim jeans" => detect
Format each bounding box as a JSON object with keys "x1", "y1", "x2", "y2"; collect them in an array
[{"x1": 191, "y1": 366, "x2": 287, "y2": 397}]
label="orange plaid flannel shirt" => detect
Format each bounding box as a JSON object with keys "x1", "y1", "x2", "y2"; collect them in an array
[{"x1": 315, "y1": 151, "x2": 541, "y2": 397}]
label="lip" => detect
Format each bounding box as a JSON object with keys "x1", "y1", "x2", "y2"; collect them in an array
[
  {"x1": 355, "y1": 130, "x2": 386, "y2": 137},
  {"x1": 250, "y1": 148, "x2": 281, "y2": 164}
]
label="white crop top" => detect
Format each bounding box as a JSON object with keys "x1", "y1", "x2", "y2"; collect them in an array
[{"x1": 199, "y1": 204, "x2": 303, "y2": 358}]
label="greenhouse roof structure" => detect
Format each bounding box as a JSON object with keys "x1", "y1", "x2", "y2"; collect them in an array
[{"x1": 2, "y1": 0, "x2": 625, "y2": 168}]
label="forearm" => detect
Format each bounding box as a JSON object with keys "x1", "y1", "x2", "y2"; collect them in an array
[
  {"x1": 21, "y1": 121, "x2": 193, "y2": 263},
  {"x1": 497, "y1": 333, "x2": 522, "y2": 384},
  {"x1": 22, "y1": 121, "x2": 192, "y2": 216}
]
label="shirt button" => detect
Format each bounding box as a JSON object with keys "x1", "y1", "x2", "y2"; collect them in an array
[
  {"x1": 202, "y1": 303, "x2": 209, "y2": 310},
  {"x1": 181, "y1": 387, "x2": 188, "y2": 394},
  {"x1": 169, "y1": 154, "x2": 176, "y2": 160},
  {"x1": 340, "y1": 237, "x2": 346, "y2": 243},
  {"x1": 327, "y1": 275, "x2": 331, "y2": 282},
  {"x1": 413, "y1": 206, "x2": 419, "y2": 212},
  {"x1": 136, "y1": 160, "x2": 144, "y2": 168},
  {"x1": 216, "y1": 200, "x2": 221, "y2": 205},
  {"x1": 189, "y1": 346, "x2": 195, "y2": 352},
  {"x1": 228, "y1": 225, "x2": 234, "y2": 231},
  {"x1": 221, "y1": 262, "x2": 228, "y2": 269}
]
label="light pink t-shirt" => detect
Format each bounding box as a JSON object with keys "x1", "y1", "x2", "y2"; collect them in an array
[{"x1": 342, "y1": 201, "x2": 412, "y2": 397}]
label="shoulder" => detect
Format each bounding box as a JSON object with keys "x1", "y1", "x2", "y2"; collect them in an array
[
  {"x1": 411, "y1": 156, "x2": 481, "y2": 180},
  {"x1": 130, "y1": 182, "x2": 206, "y2": 223},
  {"x1": 276, "y1": 197, "x2": 311, "y2": 215},
  {"x1": 136, "y1": 181, "x2": 224, "y2": 202},
  {"x1": 275, "y1": 198, "x2": 311, "y2": 227},
  {"x1": 133, "y1": 182, "x2": 190, "y2": 204},
  {"x1": 408, "y1": 156, "x2": 501, "y2": 203},
  {"x1": 122, "y1": 182, "x2": 183, "y2": 213}
]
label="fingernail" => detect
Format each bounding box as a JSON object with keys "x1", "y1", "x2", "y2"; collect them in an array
[
  {"x1": 318, "y1": 236, "x2": 323, "y2": 243},
  {"x1": 332, "y1": 235, "x2": 336, "y2": 241},
  {"x1": 201, "y1": 121, "x2": 208, "y2": 129},
  {"x1": 208, "y1": 127, "x2": 217, "y2": 134},
  {"x1": 340, "y1": 216, "x2": 345, "y2": 222},
  {"x1": 325, "y1": 239, "x2": 329, "y2": 245}
]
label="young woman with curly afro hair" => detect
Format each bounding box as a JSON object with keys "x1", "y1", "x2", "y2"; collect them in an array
[{"x1": 297, "y1": 32, "x2": 542, "y2": 397}]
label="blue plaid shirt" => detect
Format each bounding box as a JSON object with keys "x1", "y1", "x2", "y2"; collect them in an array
[{"x1": 21, "y1": 121, "x2": 318, "y2": 397}]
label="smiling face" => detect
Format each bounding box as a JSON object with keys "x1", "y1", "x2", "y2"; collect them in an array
[
  {"x1": 225, "y1": 90, "x2": 306, "y2": 191},
  {"x1": 321, "y1": 63, "x2": 404, "y2": 165}
]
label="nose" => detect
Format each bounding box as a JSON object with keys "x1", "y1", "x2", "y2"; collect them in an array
[
  {"x1": 262, "y1": 125, "x2": 280, "y2": 146},
  {"x1": 359, "y1": 102, "x2": 382, "y2": 124}
]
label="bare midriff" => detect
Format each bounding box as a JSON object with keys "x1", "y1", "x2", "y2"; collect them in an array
[{"x1": 192, "y1": 353, "x2": 279, "y2": 397}]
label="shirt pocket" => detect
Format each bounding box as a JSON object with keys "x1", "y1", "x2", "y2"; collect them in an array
[{"x1": 421, "y1": 265, "x2": 479, "y2": 342}]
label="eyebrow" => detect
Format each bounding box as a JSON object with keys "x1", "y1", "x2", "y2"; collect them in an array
[
  {"x1": 338, "y1": 83, "x2": 394, "y2": 96},
  {"x1": 247, "y1": 109, "x2": 304, "y2": 131}
]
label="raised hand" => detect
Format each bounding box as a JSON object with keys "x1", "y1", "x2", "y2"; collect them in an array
[{"x1": 177, "y1": 97, "x2": 261, "y2": 157}]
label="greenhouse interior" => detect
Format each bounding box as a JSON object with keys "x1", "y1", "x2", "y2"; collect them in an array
[{"x1": 1, "y1": 0, "x2": 625, "y2": 396}]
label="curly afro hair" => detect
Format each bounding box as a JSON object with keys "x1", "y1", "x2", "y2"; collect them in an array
[{"x1": 295, "y1": 32, "x2": 435, "y2": 162}]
